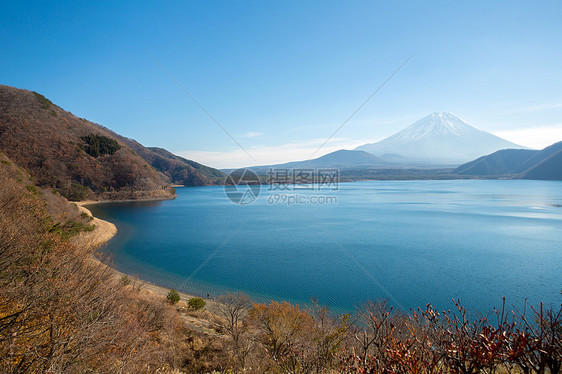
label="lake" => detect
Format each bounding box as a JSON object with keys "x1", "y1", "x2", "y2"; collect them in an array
[{"x1": 89, "y1": 179, "x2": 562, "y2": 314}]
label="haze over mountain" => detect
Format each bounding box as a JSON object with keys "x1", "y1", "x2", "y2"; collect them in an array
[
  {"x1": 247, "y1": 149, "x2": 386, "y2": 171},
  {"x1": 455, "y1": 141, "x2": 562, "y2": 180},
  {"x1": 356, "y1": 112, "x2": 527, "y2": 166}
]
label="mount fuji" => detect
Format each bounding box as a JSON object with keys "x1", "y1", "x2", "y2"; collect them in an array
[{"x1": 356, "y1": 112, "x2": 527, "y2": 166}]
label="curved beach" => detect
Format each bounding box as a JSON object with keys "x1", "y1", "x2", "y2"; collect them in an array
[
  {"x1": 73, "y1": 201, "x2": 221, "y2": 313},
  {"x1": 73, "y1": 202, "x2": 118, "y2": 249}
]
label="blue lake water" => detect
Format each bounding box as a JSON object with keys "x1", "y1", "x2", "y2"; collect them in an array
[{"x1": 89, "y1": 180, "x2": 562, "y2": 314}]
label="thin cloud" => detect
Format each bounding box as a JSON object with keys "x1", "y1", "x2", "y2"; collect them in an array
[
  {"x1": 508, "y1": 102, "x2": 562, "y2": 113},
  {"x1": 240, "y1": 131, "x2": 263, "y2": 138},
  {"x1": 492, "y1": 124, "x2": 562, "y2": 149},
  {"x1": 177, "y1": 137, "x2": 366, "y2": 169}
]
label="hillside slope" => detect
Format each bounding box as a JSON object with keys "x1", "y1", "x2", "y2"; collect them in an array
[
  {"x1": 0, "y1": 151, "x2": 192, "y2": 372},
  {"x1": 454, "y1": 149, "x2": 537, "y2": 176},
  {"x1": 521, "y1": 142, "x2": 562, "y2": 180},
  {"x1": 0, "y1": 84, "x2": 176, "y2": 200},
  {"x1": 98, "y1": 127, "x2": 225, "y2": 186},
  {"x1": 454, "y1": 141, "x2": 562, "y2": 180},
  {"x1": 518, "y1": 141, "x2": 562, "y2": 173},
  {"x1": 148, "y1": 147, "x2": 225, "y2": 182}
]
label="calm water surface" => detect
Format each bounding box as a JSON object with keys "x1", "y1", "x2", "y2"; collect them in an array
[{"x1": 89, "y1": 180, "x2": 562, "y2": 314}]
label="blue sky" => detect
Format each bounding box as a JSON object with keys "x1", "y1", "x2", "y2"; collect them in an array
[{"x1": 2, "y1": 1, "x2": 561, "y2": 168}]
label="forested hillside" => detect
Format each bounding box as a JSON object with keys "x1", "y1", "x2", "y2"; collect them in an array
[{"x1": 0, "y1": 84, "x2": 175, "y2": 201}]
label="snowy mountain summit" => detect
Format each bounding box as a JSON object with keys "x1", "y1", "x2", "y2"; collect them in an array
[
  {"x1": 356, "y1": 112, "x2": 527, "y2": 166},
  {"x1": 399, "y1": 112, "x2": 480, "y2": 138}
]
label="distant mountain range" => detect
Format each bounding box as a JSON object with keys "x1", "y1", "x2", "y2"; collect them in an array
[
  {"x1": 252, "y1": 112, "x2": 529, "y2": 171},
  {"x1": 249, "y1": 149, "x2": 386, "y2": 171},
  {"x1": 0, "y1": 84, "x2": 224, "y2": 201},
  {"x1": 244, "y1": 112, "x2": 561, "y2": 181},
  {"x1": 455, "y1": 141, "x2": 562, "y2": 180},
  {"x1": 355, "y1": 112, "x2": 527, "y2": 166}
]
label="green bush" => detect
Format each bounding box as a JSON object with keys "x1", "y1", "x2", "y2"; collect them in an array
[
  {"x1": 80, "y1": 212, "x2": 93, "y2": 221},
  {"x1": 32, "y1": 91, "x2": 54, "y2": 110},
  {"x1": 66, "y1": 182, "x2": 89, "y2": 201},
  {"x1": 188, "y1": 297, "x2": 206, "y2": 310},
  {"x1": 166, "y1": 289, "x2": 180, "y2": 305},
  {"x1": 120, "y1": 275, "x2": 131, "y2": 286},
  {"x1": 26, "y1": 185, "x2": 39, "y2": 195},
  {"x1": 49, "y1": 219, "x2": 95, "y2": 240},
  {"x1": 80, "y1": 134, "x2": 121, "y2": 158}
]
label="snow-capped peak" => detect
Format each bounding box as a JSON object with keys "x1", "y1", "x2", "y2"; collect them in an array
[
  {"x1": 355, "y1": 112, "x2": 527, "y2": 165},
  {"x1": 392, "y1": 112, "x2": 479, "y2": 140}
]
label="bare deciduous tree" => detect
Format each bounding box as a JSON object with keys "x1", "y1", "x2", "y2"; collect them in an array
[{"x1": 215, "y1": 292, "x2": 253, "y2": 370}]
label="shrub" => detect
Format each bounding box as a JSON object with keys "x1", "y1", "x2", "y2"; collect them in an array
[
  {"x1": 26, "y1": 185, "x2": 39, "y2": 195},
  {"x1": 188, "y1": 297, "x2": 206, "y2": 310},
  {"x1": 166, "y1": 289, "x2": 180, "y2": 305},
  {"x1": 32, "y1": 91, "x2": 54, "y2": 110},
  {"x1": 80, "y1": 134, "x2": 121, "y2": 158},
  {"x1": 49, "y1": 219, "x2": 95, "y2": 240},
  {"x1": 120, "y1": 275, "x2": 131, "y2": 286},
  {"x1": 80, "y1": 212, "x2": 93, "y2": 221},
  {"x1": 66, "y1": 182, "x2": 88, "y2": 201}
]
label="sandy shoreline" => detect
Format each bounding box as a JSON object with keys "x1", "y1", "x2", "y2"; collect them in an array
[
  {"x1": 73, "y1": 202, "x2": 118, "y2": 249},
  {"x1": 73, "y1": 200, "x2": 221, "y2": 313}
]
